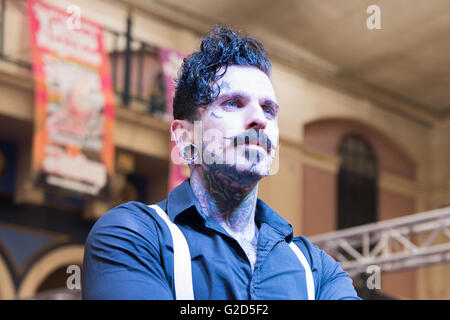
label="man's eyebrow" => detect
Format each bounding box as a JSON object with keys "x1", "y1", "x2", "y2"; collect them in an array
[
  {"x1": 263, "y1": 99, "x2": 279, "y2": 110},
  {"x1": 216, "y1": 91, "x2": 247, "y2": 101},
  {"x1": 216, "y1": 91, "x2": 279, "y2": 109}
]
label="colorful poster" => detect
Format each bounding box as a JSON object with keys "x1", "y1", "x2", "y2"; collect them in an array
[
  {"x1": 27, "y1": 0, "x2": 115, "y2": 197},
  {"x1": 158, "y1": 47, "x2": 189, "y2": 192}
]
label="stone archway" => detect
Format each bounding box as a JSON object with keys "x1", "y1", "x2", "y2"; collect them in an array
[
  {"x1": 17, "y1": 245, "x2": 84, "y2": 299},
  {"x1": 0, "y1": 254, "x2": 15, "y2": 299}
]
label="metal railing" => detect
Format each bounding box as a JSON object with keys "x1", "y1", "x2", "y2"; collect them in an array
[
  {"x1": 0, "y1": 0, "x2": 167, "y2": 114},
  {"x1": 309, "y1": 206, "x2": 450, "y2": 276}
]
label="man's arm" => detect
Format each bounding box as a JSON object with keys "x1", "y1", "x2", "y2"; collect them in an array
[
  {"x1": 294, "y1": 236, "x2": 361, "y2": 300},
  {"x1": 82, "y1": 203, "x2": 174, "y2": 299},
  {"x1": 317, "y1": 249, "x2": 361, "y2": 300}
]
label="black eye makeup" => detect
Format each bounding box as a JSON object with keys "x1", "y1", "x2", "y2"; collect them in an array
[
  {"x1": 223, "y1": 99, "x2": 239, "y2": 108},
  {"x1": 262, "y1": 105, "x2": 277, "y2": 118}
]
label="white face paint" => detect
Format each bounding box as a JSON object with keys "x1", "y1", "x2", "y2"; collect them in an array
[{"x1": 198, "y1": 65, "x2": 279, "y2": 177}]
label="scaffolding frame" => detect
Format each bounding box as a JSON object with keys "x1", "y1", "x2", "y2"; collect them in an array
[{"x1": 308, "y1": 207, "x2": 450, "y2": 277}]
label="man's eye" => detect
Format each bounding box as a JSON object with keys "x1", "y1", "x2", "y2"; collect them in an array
[
  {"x1": 263, "y1": 106, "x2": 276, "y2": 118},
  {"x1": 224, "y1": 99, "x2": 239, "y2": 108}
]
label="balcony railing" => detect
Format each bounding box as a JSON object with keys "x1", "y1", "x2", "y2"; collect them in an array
[{"x1": 0, "y1": 0, "x2": 168, "y2": 116}]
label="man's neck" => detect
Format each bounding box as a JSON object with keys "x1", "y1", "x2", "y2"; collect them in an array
[{"x1": 189, "y1": 165, "x2": 259, "y2": 235}]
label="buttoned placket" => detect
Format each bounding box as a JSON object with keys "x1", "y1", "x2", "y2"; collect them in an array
[
  {"x1": 199, "y1": 214, "x2": 290, "y2": 300},
  {"x1": 249, "y1": 221, "x2": 290, "y2": 300}
]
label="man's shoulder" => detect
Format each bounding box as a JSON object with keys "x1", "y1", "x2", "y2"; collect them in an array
[
  {"x1": 292, "y1": 236, "x2": 320, "y2": 264},
  {"x1": 292, "y1": 235, "x2": 333, "y2": 274},
  {"x1": 293, "y1": 235, "x2": 361, "y2": 300},
  {"x1": 87, "y1": 200, "x2": 168, "y2": 241},
  {"x1": 99, "y1": 200, "x2": 161, "y2": 222},
  {"x1": 292, "y1": 235, "x2": 316, "y2": 251}
]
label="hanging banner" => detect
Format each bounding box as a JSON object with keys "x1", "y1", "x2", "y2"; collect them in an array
[
  {"x1": 158, "y1": 47, "x2": 189, "y2": 192},
  {"x1": 27, "y1": 0, "x2": 115, "y2": 197}
]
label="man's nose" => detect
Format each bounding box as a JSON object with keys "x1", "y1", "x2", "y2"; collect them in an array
[{"x1": 244, "y1": 102, "x2": 267, "y2": 131}]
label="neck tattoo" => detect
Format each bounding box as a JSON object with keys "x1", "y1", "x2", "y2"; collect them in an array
[{"x1": 190, "y1": 164, "x2": 260, "y2": 269}]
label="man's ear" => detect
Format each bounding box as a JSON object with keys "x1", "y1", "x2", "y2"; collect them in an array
[{"x1": 171, "y1": 119, "x2": 194, "y2": 148}]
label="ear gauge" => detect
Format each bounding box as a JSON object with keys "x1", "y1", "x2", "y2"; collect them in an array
[{"x1": 180, "y1": 144, "x2": 199, "y2": 163}]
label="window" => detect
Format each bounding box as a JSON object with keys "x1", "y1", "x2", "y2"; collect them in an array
[{"x1": 337, "y1": 134, "x2": 378, "y2": 229}]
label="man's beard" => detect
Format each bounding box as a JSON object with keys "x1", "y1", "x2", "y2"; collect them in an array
[
  {"x1": 202, "y1": 161, "x2": 264, "y2": 190},
  {"x1": 195, "y1": 127, "x2": 277, "y2": 188},
  {"x1": 200, "y1": 142, "x2": 273, "y2": 185}
]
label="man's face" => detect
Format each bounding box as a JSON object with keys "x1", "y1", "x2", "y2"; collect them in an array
[{"x1": 197, "y1": 65, "x2": 279, "y2": 178}]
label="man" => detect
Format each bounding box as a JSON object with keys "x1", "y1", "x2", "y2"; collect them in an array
[{"x1": 82, "y1": 27, "x2": 360, "y2": 300}]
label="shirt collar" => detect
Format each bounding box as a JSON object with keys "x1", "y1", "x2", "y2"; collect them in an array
[
  {"x1": 166, "y1": 179, "x2": 294, "y2": 240},
  {"x1": 255, "y1": 198, "x2": 294, "y2": 241},
  {"x1": 166, "y1": 179, "x2": 198, "y2": 221}
]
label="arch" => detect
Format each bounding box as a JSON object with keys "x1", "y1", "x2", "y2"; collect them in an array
[
  {"x1": 337, "y1": 133, "x2": 378, "y2": 229},
  {"x1": 303, "y1": 117, "x2": 416, "y2": 179},
  {"x1": 0, "y1": 254, "x2": 15, "y2": 299},
  {"x1": 17, "y1": 245, "x2": 84, "y2": 299},
  {"x1": 302, "y1": 115, "x2": 418, "y2": 167}
]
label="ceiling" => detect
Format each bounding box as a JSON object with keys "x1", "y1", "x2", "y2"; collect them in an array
[{"x1": 118, "y1": 0, "x2": 450, "y2": 124}]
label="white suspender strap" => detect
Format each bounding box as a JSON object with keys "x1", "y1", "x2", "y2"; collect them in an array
[
  {"x1": 148, "y1": 205, "x2": 194, "y2": 300},
  {"x1": 289, "y1": 242, "x2": 315, "y2": 300},
  {"x1": 149, "y1": 205, "x2": 313, "y2": 300}
]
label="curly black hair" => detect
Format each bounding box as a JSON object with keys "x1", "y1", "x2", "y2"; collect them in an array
[{"x1": 172, "y1": 26, "x2": 271, "y2": 122}]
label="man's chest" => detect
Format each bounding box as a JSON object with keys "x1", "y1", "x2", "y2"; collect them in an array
[
  {"x1": 176, "y1": 228, "x2": 310, "y2": 300},
  {"x1": 234, "y1": 233, "x2": 258, "y2": 271}
]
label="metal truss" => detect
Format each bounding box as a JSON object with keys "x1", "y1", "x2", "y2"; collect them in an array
[{"x1": 308, "y1": 207, "x2": 450, "y2": 277}]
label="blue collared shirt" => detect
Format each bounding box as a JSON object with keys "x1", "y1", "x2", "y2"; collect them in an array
[{"x1": 82, "y1": 179, "x2": 360, "y2": 300}]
